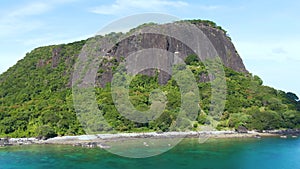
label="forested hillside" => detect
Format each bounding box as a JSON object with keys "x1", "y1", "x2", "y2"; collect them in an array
[{"x1": 0, "y1": 20, "x2": 299, "y2": 138}]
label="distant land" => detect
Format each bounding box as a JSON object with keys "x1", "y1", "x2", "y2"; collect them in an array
[{"x1": 0, "y1": 20, "x2": 299, "y2": 139}]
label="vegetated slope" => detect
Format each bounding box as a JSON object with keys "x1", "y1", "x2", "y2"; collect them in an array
[
  {"x1": 0, "y1": 20, "x2": 299, "y2": 138},
  {"x1": 93, "y1": 55, "x2": 300, "y2": 133},
  {"x1": 0, "y1": 41, "x2": 86, "y2": 138}
]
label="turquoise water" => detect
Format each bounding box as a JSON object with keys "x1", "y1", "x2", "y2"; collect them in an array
[{"x1": 0, "y1": 137, "x2": 300, "y2": 169}]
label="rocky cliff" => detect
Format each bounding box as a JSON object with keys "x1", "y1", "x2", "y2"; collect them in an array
[{"x1": 95, "y1": 20, "x2": 248, "y2": 86}]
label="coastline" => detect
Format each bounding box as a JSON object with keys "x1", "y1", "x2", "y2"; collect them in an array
[{"x1": 1, "y1": 129, "x2": 299, "y2": 148}]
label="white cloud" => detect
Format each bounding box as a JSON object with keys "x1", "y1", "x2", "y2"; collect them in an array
[
  {"x1": 90, "y1": 0, "x2": 189, "y2": 15},
  {"x1": 0, "y1": 2, "x2": 52, "y2": 37},
  {"x1": 235, "y1": 40, "x2": 300, "y2": 62},
  {"x1": 0, "y1": 0, "x2": 77, "y2": 37},
  {"x1": 272, "y1": 47, "x2": 287, "y2": 54},
  {"x1": 0, "y1": 20, "x2": 44, "y2": 37},
  {"x1": 197, "y1": 5, "x2": 222, "y2": 11},
  {"x1": 9, "y1": 2, "x2": 52, "y2": 18}
]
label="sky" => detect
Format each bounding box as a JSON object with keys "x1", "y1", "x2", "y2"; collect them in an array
[{"x1": 0, "y1": 0, "x2": 299, "y2": 96}]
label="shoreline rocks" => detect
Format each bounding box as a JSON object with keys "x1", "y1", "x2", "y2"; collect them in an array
[
  {"x1": 1, "y1": 129, "x2": 299, "y2": 148},
  {"x1": 0, "y1": 137, "x2": 39, "y2": 147}
]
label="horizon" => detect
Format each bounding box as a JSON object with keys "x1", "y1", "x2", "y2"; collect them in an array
[{"x1": 0, "y1": 0, "x2": 299, "y2": 96}]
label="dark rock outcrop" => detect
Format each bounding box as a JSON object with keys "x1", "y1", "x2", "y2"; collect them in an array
[
  {"x1": 196, "y1": 23, "x2": 247, "y2": 73},
  {"x1": 96, "y1": 21, "x2": 248, "y2": 87},
  {"x1": 236, "y1": 126, "x2": 248, "y2": 133}
]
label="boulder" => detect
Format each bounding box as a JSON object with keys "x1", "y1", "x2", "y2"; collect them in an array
[{"x1": 236, "y1": 126, "x2": 248, "y2": 133}]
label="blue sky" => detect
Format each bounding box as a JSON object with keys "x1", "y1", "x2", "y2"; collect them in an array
[{"x1": 0, "y1": 0, "x2": 299, "y2": 96}]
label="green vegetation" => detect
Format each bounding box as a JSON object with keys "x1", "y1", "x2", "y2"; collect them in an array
[
  {"x1": 0, "y1": 41, "x2": 86, "y2": 138},
  {"x1": 0, "y1": 23, "x2": 299, "y2": 138},
  {"x1": 179, "y1": 19, "x2": 228, "y2": 34},
  {"x1": 89, "y1": 55, "x2": 300, "y2": 133}
]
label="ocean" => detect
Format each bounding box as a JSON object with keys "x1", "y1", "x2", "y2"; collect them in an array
[{"x1": 0, "y1": 137, "x2": 299, "y2": 169}]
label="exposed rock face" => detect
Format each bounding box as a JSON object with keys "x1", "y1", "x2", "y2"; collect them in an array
[
  {"x1": 96, "y1": 22, "x2": 248, "y2": 87},
  {"x1": 52, "y1": 47, "x2": 61, "y2": 68},
  {"x1": 196, "y1": 23, "x2": 247, "y2": 73},
  {"x1": 36, "y1": 59, "x2": 45, "y2": 68}
]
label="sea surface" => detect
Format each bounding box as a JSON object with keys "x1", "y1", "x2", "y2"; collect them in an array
[{"x1": 0, "y1": 137, "x2": 299, "y2": 169}]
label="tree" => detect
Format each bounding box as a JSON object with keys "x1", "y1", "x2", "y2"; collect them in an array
[
  {"x1": 36, "y1": 125, "x2": 57, "y2": 139},
  {"x1": 287, "y1": 92, "x2": 299, "y2": 101},
  {"x1": 185, "y1": 54, "x2": 199, "y2": 65}
]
